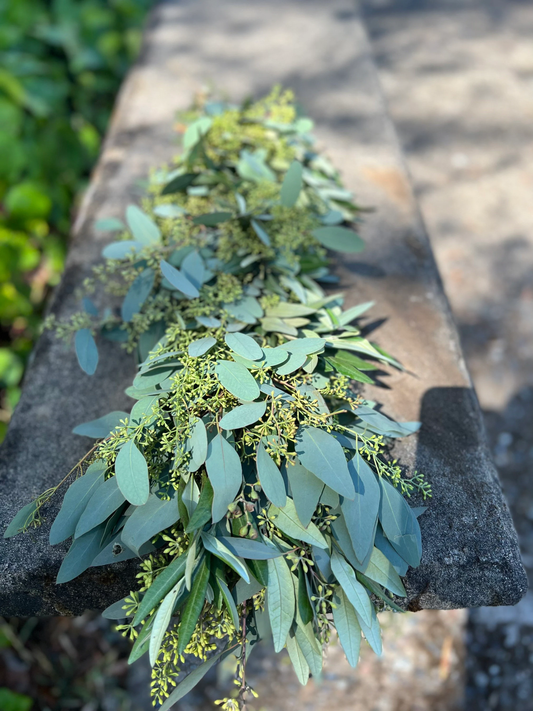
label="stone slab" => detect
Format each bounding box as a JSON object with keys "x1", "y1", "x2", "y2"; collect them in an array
[{"x1": 0, "y1": 0, "x2": 526, "y2": 615}]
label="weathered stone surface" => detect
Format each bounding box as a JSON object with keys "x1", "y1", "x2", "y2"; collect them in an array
[{"x1": 0, "y1": 0, "x2": 526, "y2": 616}]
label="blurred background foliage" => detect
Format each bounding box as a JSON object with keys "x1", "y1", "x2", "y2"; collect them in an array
[{"x1": 0, "y1": 0, "x2": 152, "y2": 442}]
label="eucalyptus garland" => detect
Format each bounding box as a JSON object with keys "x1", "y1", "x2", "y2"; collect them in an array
[{"x1": 5, "y1": 89, "x2": 431, "y2": 710}]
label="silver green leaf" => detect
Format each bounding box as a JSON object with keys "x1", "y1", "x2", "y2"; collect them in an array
[
  {"x1": 256, "y1": 439, "x2": 287, "y2": 508},
  {"x1": 121, "y1": 268, "x2": 155, "y2": 322},
  {"x1": 269, "y1": 498, "x2": 327, "y2": 549},
  {"x1": 200, "y1": 532, "x2": 250, "y2": 582},
  {"x1": 215, "y1": 360, "x2": 260, "y2": 401},
  {"x1": 330, "y1": 548, "x2": 372, "y2": 626},
  {"x1": 332, "y1": 587, "x2": 361, "y2": 668},
  {"x1": 121, "y1": 491, "x2": 180, "y2": 556},
  {"x1": 219, "y1": 401, "x2": 267, "y2": 430},
  {"x1": 74, "y1": 475, "x2": 125, "y2": 538},
  {"x1": 115, "y1": 440, "x2": 150, "y2": 506},
  {"x1": 295, "y1": 426, "x2": 355, "y2": 499},
  {"x1": 56, "y1": 523, "x2": 107, "y2": 584},
  {"x1": 280, "y1": 160, "x2": 303, "y2": 207},
  {"x1": 50, "y1": 461, "x2": 106, "y2": 544},
  {"x1": 205, "y1": 434, "x2": 243, "y2": 522},
  {"x1": 160, "y1": 259, "x2": 199, "y2": 299},
  {"x1": 188, "y1": 336, "x2": 217, "y2": 357},
  {"x1": 225, "y1": 332, "x2": 263, "y2": 361},
  {"x1": 72, "y1": 411, "x2": 127, "y2": 438},
  {"x1": 126, "y1": 204, "x2": 161, "y2": 245},
  {"x1": 285, "y1": 458, "x2": 323, "y2": 528},
  {"x1": 75, "y1": 329, "x2": 98, "y2": 375},
  {"x1": 267, "y1": 556, "x2": 296, "y2": 652}
]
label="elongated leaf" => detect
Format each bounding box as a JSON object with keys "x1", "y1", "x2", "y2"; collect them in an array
[
  {"x1": 295, "y1": 568, "x2": 314, "y2": 625},
  {"x1": 205, "y1": 434, "x2": 243, "y2": 522},
  {"x1": 129, "y1": 396, "x2": 159, "y2": 427},
  {"x1": 95, "y1": 217, "x2": 125, "y2": 231},
  {"x1": 256, "y1": 440, "x2": 287, "y2": 508},
  {"x1": 330, "y1": 548, "x2": 372, "y2": 626},
  {"x1": 286, "y1": 631, "x2": 309, "y2": 685},
  {"x1": 295, "y1": 426, "x2": 354, "y2": 499},
  {"x1": 374, "y1": 525, "x2": 409, "y2": 577},
  {"x1": 378, "y1": 477, "x2": 421, "y2": 567},
  {"x1": 121, "y1": 491, "x2": 179, "y2": 555},
  {"x1": 72, "y1": 411, "x2": 127, "y2": 438},
  {"x1": 50, "y1": 462, "x2": 106, "y2": 544},
  {"x1": 121, "y1": 268, "x2": 155, "y2": 322},
  {"x1": 362, "y1": 547, "x2": 406, "y2": 597},
  {"x1": 217, "y1": 576, "x2": 240, "y2": 629},
  {"x1": 338, "y1": 301, "x2": 375, "y2": 326},
  {"x1": 326, "y1": 355, "x2": 374, "y2": 384},
  {"x1": 269, "y1": 499, "x2": 327, "y2": 549},
  {"x1": 251, "y1": 219, "x2": 271, "y2": 246},
  {"x1": 102, "y1": 240, "x2": 143, "y2": 259},
  {"x1": 126, "y1": 205, "x2": 161, "y2": 245},
  {"x1": 158, "y1": 645, "x2": 232, "y2": 711},
  {"x1": 285, "y1": 458, "x2": 323, "y2": 527},
  {"x1": 178, "y1": 559, "x2": 210, "y2": 654},
  {"x1": 128, "y1": 618, "x2": 153, "y2": 664},
  {"x1": 217, "y1": 536, "x2": 283, "y2": 560},
  {"x1": 267, "y1": 556, "x2": 295, "y2": 652},
  {"x1": 134, "y1": 552, "x2": 187, "y2": 625},
  {"x1": 184, "y1": 116, "x2": 213, "y2": 148},
  {"x1": 188, "y1": 336, "x2": 216, "y2": 357},
  {"x1": 215, "y1": 361, "x2": 260, "y2": 401},
  {"x1": 160, "y1": 260, "x2": 199, "y2": 298},
  {"x1": 188, "y1": 418, "x2": 208, "y2": 472},
  {"x1": 74, "y1": 476, "x2": 125, "y2": 538},
  {"x1": 234, "y1": 575, "x2": 265, "y2": 604},
  {"x1": 91, "y1": 536, "x2": 154, "y2": 566},
  {"x1": 226, "y1": 295, "x2": 264, "y2": 323},
  {"x1": 342, "y1": 454, "x2": 381, "y2": 565},
  {"x1": 102, "y1": 596, "x2": 133, "y2": 620},
  {"x1": 332, "y1": 587, "x2": 361, "y2": 668},
  {"x1": 280, "y1": 161, "x2": 303, "y2": 207},
  {"x1": 312, "y1": 226, "x2": 364, "y2": 253},
  {"x1": 219, "y1": 401, "x2": 267, "y2": 430},
  {"x1": 225, "y1": 332, "x2": 263, "y2": 361},
  {"x1": 4, "y1": 500, "x2": 39, "y2": 539},
  {"x1": 115, "y1": 440, "x2": 150, "y2": 506},
  {"x1": 186, "y1": 477, "x2": 214, "y2": 532},
  {"x1": 153, "y1": 204, "x2": 187, "y2": 218},
  {"x1": 161, "y1": 172, "x2": 197, "y2": 195},
  {"x1": 56, "y1": 523, "x2": 106, "y2": 584},
  {"x1": 331, "y1": 511, "x2": 365, "y2": 572},
  {"x1": 192, "y1": 211, "x2": 233, "y2": 226},
  {"x1": 294, "y1": 622, "x2": 322, "y2": 677},
  {"x1": 149, "y1": 579, "x2": 185, "y2": 665},
  {"x1": 357, "y1": 602, "x2": 382, "y2": 656},
  {"x1": 201, "y1": 532, "x2": 249, "y2": 582},
  {"x1": 75, "y1": 329, "x2": 98, "y2": 375},
  {"x1": 181, "y1": 251, "x2": 206, "y2": 289},
  {"x1": 276, "y1": 351, "x2": 307, "y2": 375}
]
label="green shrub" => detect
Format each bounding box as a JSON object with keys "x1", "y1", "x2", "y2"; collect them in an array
[{"x1": 0, "y1": 0, "x2": 151, "y2": 440}]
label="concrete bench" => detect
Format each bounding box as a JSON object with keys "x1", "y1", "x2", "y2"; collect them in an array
[{"x1": 0, "y1": 0, "x2": 526, "y2": 616}]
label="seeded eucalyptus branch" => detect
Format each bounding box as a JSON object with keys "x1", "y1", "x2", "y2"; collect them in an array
[{"x1": 5, "y1": 88, "x2": 431, "y2": 709}]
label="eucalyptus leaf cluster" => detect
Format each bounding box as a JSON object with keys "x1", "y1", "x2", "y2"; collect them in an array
[{"x1": 5, "y1": 88, "x2": 431, "y2": 709}]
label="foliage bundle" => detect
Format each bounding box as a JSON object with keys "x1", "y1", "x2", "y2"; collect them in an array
[
  {"x1": 0, "y1": 0, "x2": 151, "y2": 439},
  {"x1": 5, "y1": 89, "x2": 430, "y2": 709}
]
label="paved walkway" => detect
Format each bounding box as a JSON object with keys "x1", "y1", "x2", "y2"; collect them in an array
[{"x1": 363, "y1": 1, "x2": 533, "y2": 708}]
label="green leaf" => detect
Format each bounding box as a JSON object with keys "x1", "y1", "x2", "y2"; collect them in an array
[
  {"x1": 362, "y1": 547, "x2": 406, "y2": 597},
  {"x1": 129, "y1": 396, "x2": 159, "y2": 427},
  {"x1": 234, "y1": 575, "x2": 265, "y2": 604},
  {"x1": 121, "y1": 491, "x2": 180, "y2": 555},
  {"x1": 285, "y1": 458, "x2": 324, "y2": 527},
  {"x1": 74, "y1": 476, "x2": 125, "y2": 538},
  {"x1": 121, "y1": 268, "x2": 155, "y2": 322},
  {"x1": 188, "y1": 336, "x2": 217, "y2": 357},
  {"x1": 216, "y1": 576, "x2": 240, "y2": 630},
  {"x1": 183, "y1": 116, "x2": 212, "y2": 149},
  {"x1": 374, "y1": 525, "x2": 409, "y2": 576},
  {"x1": 128, "y1": 618, "x2": 153, "y2": 664},
  {"x1": 225, "y1": 332, "x2": 263, "y2": 361},
  {"x1": 95, "y1": 217, "x2": 125, "y2": 232},
  {"x1": 269, "y1": 498, "x2": 327, "y2": 549},
  {"x1": 294, "y1": 622, "x2": 322, "y2": 677},
  {"x1": 102, "y1": 240, "x2": 143, "y2": 259},
  {"x1": 160, "y1": 259, "x2": 199, "y2": 298},
  {"x1": 262, "y1": 348, "x2": 290, "y2": 367},
  {"x1": 332, "y1": 587, "x2": 361, "y2": 668},
  {"x1": 4, "y1": 500, "x2": 39, "y2": 539},
  {"x1": 133, "y1": 552, "x2": 187, "y2": 625},
  {"x1": 149, "y1": 578, "x2": 185, "y2": 666},
  {"x1": 186, "y1": 477, "x2": 214, "y2": 532},
  {"x1": 126, "y1": 205, "x2": 161, "y2": 245},
  {"x1": 286, "y1": 631, "x2": 309, "y2": 685},
  {"x1": 342, "y1": 453, "x2": 381, "y2": 565},
  {"x1": 50, "y1": 461, "x2": 106, "y2": 544},
  {"x1": 217, "y1": 536, "x2": 283, "y2": 560},
  {"x1": 56, "y1": 523, "x2": 106, "y2": 584},
  {"x1": 75, "y1": 329, "x2": 98, "y2": 375},
  {"x1": 326, "y1": 355, "x2": 374, "y2": 384},
  {"x1": 188, "y1": 418, "x2": 208, "y2": 472},
  {"x1": 215, "y1": 360, "x2": 260, "y2": 401},
  {"x1": 115, "y1": 440, "x2": 150, "y2": 506},
  {"x1": 280, "y1": 161, "x2": 303, "y2": 207},
  {"x1": 205, "y1": 434, "x2": 243, "y2": 522},
  {"x1": 161, "y1": 172, "x2": 197, "y2": 195},
  {"x1": 311, "y1": 226, "x2": 364, "y2": 253},
  {"x1": 338, "y1": 301, "x2": 375, "y2": 326},
  {"x1": 296, "y1": 568, "x2": 314, "y2": 625},
  {"x1": 192, "y1": 211, "x2": 233, "y2": 226},
  {"x1": 201, "y1": 532, "x2": 249, "y2": 582},
  {"x1": 72, "y1": 411, "x2": 127, "y2": 438},
  {"x1": 237, "y1": 149, "x2": 276, "y2": 182},
  {"x1": 357, "y1": 601, "x2": 382, "y2": 655},
  {"x1": 178, "y1": 559, "x2": 210, "y2": 654},
  {"x1": 158, "y1": 645, "x2": 232, "y2": 711},
  {"x1": 219, "y1": 401, "x2": 267, "y2": 430},
  {"x1": 378, "y1": 477, "x2": 421, "y2": 567},
  {"x1": 251, "y1": 219, "x2": 271, "y2": 246},
  {"x1": 256, "y1": 440, "x2": 287, "y2": 508},
  {"x1": 330, "y1": 548, "x2": 372, "y2": 626},
  {"x1": 267, "y1": 556, "x2": 296, "y2": 652},
  {"x1": 295, "y1": 426, "x2": 354, "y2": 499},
  {"x1": 154, "y1": 204, "x2": 187, "y2": 218},
  {"x1": 182, "y1": 251, "x2": 206, "y2": 289},
  {"x1": 102, "y1": 596, "x2": 133, "y2": 620},
  {"x1": 275, "y1": 351, "x2": 307, "y2": 375}
]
